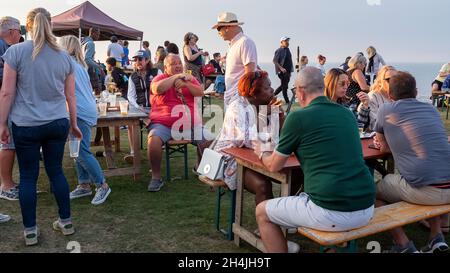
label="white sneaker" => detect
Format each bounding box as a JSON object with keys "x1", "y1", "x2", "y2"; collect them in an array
[
  {"x1": 0, "y1": 213, "x2": 11, "y2": 223},
  {"x1": 287, "y1": 241, "x2": 301, "y2": 253}
]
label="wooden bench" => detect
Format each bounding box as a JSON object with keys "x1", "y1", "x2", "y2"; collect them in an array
[
  {"x1": 198, "y1": 176, "x2": 236, "y2": 241},
  {"x1": 164, "y1": 140, "x2": 191, "y2": 181},
  {"x1": 297, "y1": 201, "x2": 450, "y2": 253}
]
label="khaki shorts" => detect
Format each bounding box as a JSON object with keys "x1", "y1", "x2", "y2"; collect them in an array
[{"x1": 376, "y1": 174, "x2": 450, "y2": 205}]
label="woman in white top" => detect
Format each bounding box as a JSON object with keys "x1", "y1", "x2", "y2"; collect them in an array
[
  {"x1": 366, "y1": 46, "x2": 386, "y2": 83},
  {"x1": 213, "y1": 71, "x2": 296, "y2": 205}
]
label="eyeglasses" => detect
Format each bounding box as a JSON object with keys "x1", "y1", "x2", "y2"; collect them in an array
[{"x1": 338, "y1": 80, "x2": 350, "y2": 87}]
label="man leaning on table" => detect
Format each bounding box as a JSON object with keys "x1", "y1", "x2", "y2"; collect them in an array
[
  {"x1": 373, "y1": 71, "x2": 450, "y2": 253},
  {"x1": 254, "y1": 67, "x2": 376, "y2": 253}
]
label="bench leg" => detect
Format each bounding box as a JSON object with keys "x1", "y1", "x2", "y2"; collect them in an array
[
  {"x1": 215, "y1": 187, "x2": 222, "y2": 233},
  {"x1": 183, "y1": 144, "x2": 188, "y2": 180},
  {"x1": 165, "y1": 143, "x2": 170, "y2": 182},
  {"x1": 227, "y1": 190, "x2": 236, "y2": 241},
  {"x1": 320, "y1": 240, "x2": 358, "y2": 253},
  {"x1": 214, "y1": 187, "x2": 236, "y2": 241}
]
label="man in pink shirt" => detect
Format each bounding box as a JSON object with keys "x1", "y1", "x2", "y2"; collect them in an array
[{"x1": 147, "y1": 54, "x2": 204, "y2": 192}]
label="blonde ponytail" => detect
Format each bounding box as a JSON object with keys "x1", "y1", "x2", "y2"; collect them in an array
[
  {"x1": 59, "y1": 35, "x2": 87, "y2": 68},
  {"x1": 26, "y1": 8, "x2": 60, "y2": 60}
]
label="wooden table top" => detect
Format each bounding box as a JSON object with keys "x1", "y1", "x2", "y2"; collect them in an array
[
  {"x1": 97, "y1": 97, "x2": 148, "y2": 122},
  {"x1": 223, "y1": 138, "x2": 390, "y2": 170}
]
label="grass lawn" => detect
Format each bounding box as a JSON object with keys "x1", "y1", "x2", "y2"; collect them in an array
[{"x1": 0, "y1": 97, "x2": 449, "y2": 253}]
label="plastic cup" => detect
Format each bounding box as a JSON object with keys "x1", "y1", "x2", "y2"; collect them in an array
[
  {"x1": 358, "y1": 123, "x2": 365, "y2": 138},
  {"x1": 98, "y1": 102, "x2": 108, "y2": 117},
  {"x1": 109, "y1": 94, "x2": 117, "y2": 107},
  {"x1": 119, "y1": 101, "x2": 129, "y2": 115},
  {"x1": 68, "y1": 135, "x2": 81, "y2": 158}
]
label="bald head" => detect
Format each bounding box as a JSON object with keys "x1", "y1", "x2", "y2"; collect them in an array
[
  {"x1": 296, "y1": 67, "x2": 324, "y2": 94},
  {"x1": 164, "y1": 53, "x2": 180, "y2": 67},
  {"x1": 164, "y1": 53, "x2": 183, "y2": 75}
]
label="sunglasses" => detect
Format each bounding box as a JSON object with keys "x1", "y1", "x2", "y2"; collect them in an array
[
  {"x1": 135, "y1": 57, "x2": 145, "y2": 61},
  {"x1": 217, "y1": 26, "x2": 227, "y2": 32},
  {"x1": 249, "y1": 71, "x2": 262, "y2": 90},
  {"x1": 338, "y1": 80, "x2": 350, "y2": 87}
]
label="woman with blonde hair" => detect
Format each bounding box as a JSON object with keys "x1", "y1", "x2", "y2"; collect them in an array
[
  {"x1": 366, "y1": 46, "x2": 386, "y2": 83},
  {"x1": 367, "y1": 66, "x2": 396, "y2": 130},
  {"x1": 0, "y1": 8, "x2": 82, "y2": 245},
  {"x1": 346, "y1": 54, "x2": 370, "y2": 108},
  {"x1": 59, "y1": 35, "x2": 111, "y2": 206}
]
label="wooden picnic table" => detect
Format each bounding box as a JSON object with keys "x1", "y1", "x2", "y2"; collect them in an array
[
  {"x1": 223, "y1": 138, "x2": 393, "y2": 252},
  {"x1": 95, "y1": 97, "x2": 148, "y2": 180}
]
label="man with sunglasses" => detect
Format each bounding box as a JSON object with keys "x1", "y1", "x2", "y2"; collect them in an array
[
  {"x1": 0, "y1": 16, "x2": 22, "y2": 206},
  {"x1": 212, "y1": 12, "x2": 257, "y2": 111}
]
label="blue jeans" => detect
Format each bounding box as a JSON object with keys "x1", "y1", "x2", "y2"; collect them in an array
[
  {"x1": 75, "y1": 118, "x2": 105, "y2": 187},
  {"x1": 12, "y1": 119, "x2": 71, "y2": 228}
]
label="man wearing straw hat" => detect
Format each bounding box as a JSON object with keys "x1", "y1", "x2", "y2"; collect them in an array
[{"x1": 212, "y1": 12, "x2": 257, "y2": 110}]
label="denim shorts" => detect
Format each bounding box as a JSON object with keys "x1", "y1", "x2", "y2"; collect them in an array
[
  {"x1": 147, "y1": 123, "x2": 172, "y2": 144},
  {"x1": 147, "y1": 123, "x2": 214, "y2": 145},
  {"x1": 0, "y1": 125, "x2": 15, "y2": 150}
]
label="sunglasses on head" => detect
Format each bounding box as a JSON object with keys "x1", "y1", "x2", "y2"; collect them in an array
[{"x1": 249, "y1": 71, "x2": 262, "y2": 89}]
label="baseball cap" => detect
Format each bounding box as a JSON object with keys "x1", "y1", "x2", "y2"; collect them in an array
[
  {"x1": 280, "y1": 36, "x2": 290, "y2": 42},
  {"x1": 133, "y1": 50, "x2": 149, "y2": 59}
]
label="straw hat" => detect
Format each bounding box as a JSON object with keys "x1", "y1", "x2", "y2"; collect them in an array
[{"x1": 211, "y1": 12, "x2": 244, "y2": 29}]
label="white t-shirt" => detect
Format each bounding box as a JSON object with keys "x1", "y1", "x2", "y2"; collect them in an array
[
  {"x1": 224, "y1": 32, "x2": 257, "y2": 110},
  {"x1": 435, "y1": 63, "x2": 450, "y2": 82},
  {"x1": 107, "y1": 43, "x2": 124, "y2": 62}
]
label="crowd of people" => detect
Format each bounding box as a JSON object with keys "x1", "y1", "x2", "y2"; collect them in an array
[{"x1": 0, "y1": 8, "x2": 449, "y2": 254}]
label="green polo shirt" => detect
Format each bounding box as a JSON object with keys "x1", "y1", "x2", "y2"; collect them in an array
[{"x1": 276, "y1": 96, "x2": 375, "y2": 212}]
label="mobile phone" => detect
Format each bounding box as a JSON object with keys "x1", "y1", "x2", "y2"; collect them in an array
[{"x1": 368, "y1": 144, "x2": 380, "y2": 150}]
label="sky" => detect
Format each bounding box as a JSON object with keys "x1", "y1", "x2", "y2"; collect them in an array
[{"x1": 2, "y1": 0, "x2": 449, "y2": 64}]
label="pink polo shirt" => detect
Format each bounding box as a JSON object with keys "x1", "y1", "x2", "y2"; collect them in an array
[{"x1": 150, "y1": 73, "x2": 201, "y2": 128}]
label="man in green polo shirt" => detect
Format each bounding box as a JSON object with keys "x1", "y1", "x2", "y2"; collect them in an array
[{"x1": 254, "y1": 67, "x2": 375, "y2": 253}]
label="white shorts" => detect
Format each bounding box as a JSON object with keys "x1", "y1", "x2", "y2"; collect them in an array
[{"x1": 265, "y1": 193, "x2": 374, "y2": 232}]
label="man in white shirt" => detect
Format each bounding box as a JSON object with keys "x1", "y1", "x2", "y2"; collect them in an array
[
  {"x1": 212, "y1": 12, "x2": 257, "y2": 110},
  {"x1": 107, "y1": 35, "x2": 124, "y2": 66}
]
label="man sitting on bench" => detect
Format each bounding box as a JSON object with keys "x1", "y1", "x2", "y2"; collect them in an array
[
  {"x1": 373, "y1": 71, "x2": 450, "y2": 253},
  {"x1": 147, "y1": 54, "x2": 210, "y2": 192},
  {"x1": 254, "y1": 67, "x2": 376, "y2": 253}
]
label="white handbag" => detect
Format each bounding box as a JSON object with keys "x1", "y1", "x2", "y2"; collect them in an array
[{"x1": 196, "y1": 148, "x2": 225, "y2": 181}]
